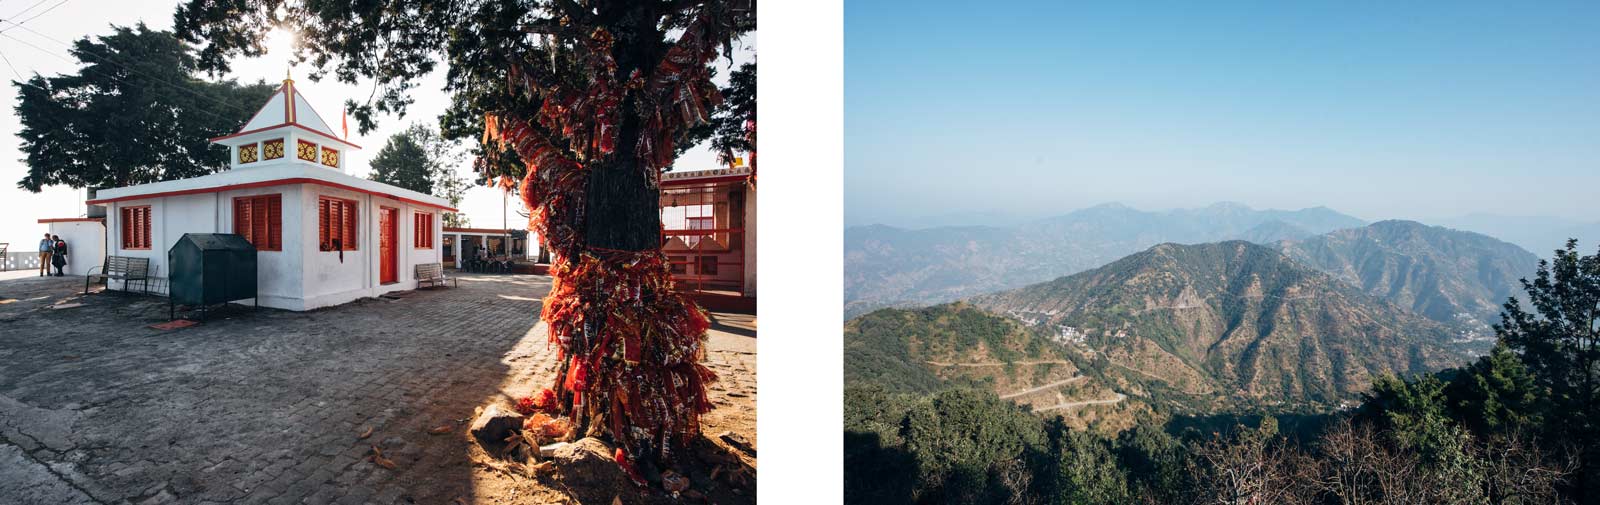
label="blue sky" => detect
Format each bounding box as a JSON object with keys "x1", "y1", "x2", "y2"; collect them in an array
[{"x1": 846, "y1": 1, "x2": 1600, "y2": 226}]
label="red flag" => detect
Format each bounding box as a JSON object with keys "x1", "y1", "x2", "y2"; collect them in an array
[{"x1": 341, "y1": 109, "x2": 348, "y2": 139}]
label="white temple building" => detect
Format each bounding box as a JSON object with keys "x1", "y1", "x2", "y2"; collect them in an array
[{"x1": 85, "y1": 76, "x2": 453, "y2": 310}]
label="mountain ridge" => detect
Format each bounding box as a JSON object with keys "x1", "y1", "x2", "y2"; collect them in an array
[
  {"x1": 1278, "y1": 219, "x2": 1538, "y2": 332},
  {"x1": 971, "y1": 240, "x2": 1466, "y2": 409},
  {"x1": 845, "y1": 202, "x2": 1368, "y2": 318}
]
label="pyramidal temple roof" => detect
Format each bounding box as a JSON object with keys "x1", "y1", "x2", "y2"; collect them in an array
[{"x1": 210, "y1": 74, "x2": 359, "y2": 149}]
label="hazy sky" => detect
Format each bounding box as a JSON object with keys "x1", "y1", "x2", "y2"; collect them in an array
[
  {"x1": 0, "y1": 0, "x2": 751, "y2": 246},
  {"x1": 845, "y1": 1, "x2": 1600, "y2": 227}
]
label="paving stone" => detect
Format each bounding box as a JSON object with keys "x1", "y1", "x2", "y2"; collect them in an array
[{"x1": 0, "y1": 273, "x2": 754, "y2": 504}]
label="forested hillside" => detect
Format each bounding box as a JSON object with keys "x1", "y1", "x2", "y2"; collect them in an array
[{"x1": 845, "y1": 241, "x2": 1600, "y2": 505}]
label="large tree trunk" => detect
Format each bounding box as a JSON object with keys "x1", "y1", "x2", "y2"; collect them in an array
[
  {"x1": 583, "y1": 106, "x2": 658, "y2": 252},
  {"x1": 521, "y1": 28, "x2": 714, "y2": 484},
  {"x1": 487, "y1": 2, "x2": 728, "y2": 483}
]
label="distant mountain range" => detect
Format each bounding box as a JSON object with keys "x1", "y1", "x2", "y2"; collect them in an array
[
  {"x1": 971, "y1": 241, "x2": 1467, "y2": 408},
  {"x1": 1279, "y1": 220, "x2": 1538, "y2": 330},
  {"x1": 845, "y1": 202, "x2": 1367, "y2": 318},
  {"x1": 843, "y1": 203, "x2": 1560, "y2": 417},
  {"x1": 1433, "y1": 214, "x2": 1600, "y2": 257}
]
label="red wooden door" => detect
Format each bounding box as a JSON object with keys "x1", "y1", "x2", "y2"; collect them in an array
[{"x1": 379, "y1": 207, "x2": 398, "y2": 284}]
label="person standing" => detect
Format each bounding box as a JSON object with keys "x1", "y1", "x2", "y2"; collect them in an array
[
  {"x1": 37, "y1": 232, "x2": 52, "y2": 277},
  {"x1": 50, "y1": 235, "x2": 68, "y2": 277}
]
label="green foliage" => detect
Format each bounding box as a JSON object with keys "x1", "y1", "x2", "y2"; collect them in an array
[
  {"x1": 1497, "y1": 239, "x2": 1600, "y2": 428},
  {"x1": 903, "y1": 389, "x2": 1048, "y2": 487},
  {"x1": 14, "y1": 24, "x2": 275, "y2": 192},
  {"x1": 368, "y1": 127, "x2": 433, "y2": 194},
  {"x1": 1051, "y1": 430, "x2": 1129, "y2": 505},
  {"x1": 1115, "y1": 426, "x2": 1191, "y2": 503},
  {"x1": 843, "y1": 385, "x2": 920, "y2": 505},
  {"x1": 1361, "y1": 375, "x2": 1485, "y2": 501},
  {"x1": 367, "y1": 123, "x2": 470, "y2": 226},
  {"x1": 1495, "y1": 239, "x2": 1600, "y2": 499},
  {"x1": 708, "y1": 62, "x2": 756, "y2": 166},
  {"x1": 844, "y1": 303, "x2": 1061, "y2": 394},
  {"x1": 174, "y1": 0, "x2": 754, "y2": 197},
  {"x1": 1445, "y1": 343, "x2": 1547, "y2": 435}
]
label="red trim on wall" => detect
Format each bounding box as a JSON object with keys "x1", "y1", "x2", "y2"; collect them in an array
[
  {"x1": 37, "y1": 217, "x2": 105, "y2": 224},
  {"x1": 442, "y1": 227, "x2": 517, "y2": 235},
  {"x1": 209, "y1": 122, "x2": 362, "y2": 149},
  {"x1": 86, "y1": 177, "x2": 457, "y2": 212},
  {"x1": 660, "y1": 175, "x2": 749, "y2": 188}
]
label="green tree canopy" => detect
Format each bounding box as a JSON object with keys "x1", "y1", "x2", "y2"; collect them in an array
[
  {"x1": 1496, "y1": 239, "x2": 1600, "y2": 499},
  {"x1": 14, "y1": 23, "x2": 275, "y2": 192},
  {"x1": 368, "y1": 128, "x2": 433, "y2": 194},
  {"x1": 369, "y1": 123, "x2": 471, "y2": 227}
]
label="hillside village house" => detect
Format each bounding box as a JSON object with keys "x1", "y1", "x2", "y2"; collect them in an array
[{"x1": 83, "y1": 76, "x2": 453, "y2": 311}]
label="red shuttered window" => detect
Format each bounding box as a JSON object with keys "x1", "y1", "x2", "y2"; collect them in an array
[
  {"x1": 317, "y1": 196, "x2": 359, "y2": 251},
  {"x1": 413, "y1": 212, "x2": 434, "y2": 248},
  {"x1": 233, "y1": 194, "x2": 283, "y2": 251},
  {"x1": 120, "y1": 206, "x2": 152, "y2": 250}
]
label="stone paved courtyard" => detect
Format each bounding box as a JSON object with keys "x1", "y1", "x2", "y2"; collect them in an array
[{"x1": 0, "y1": 273, "x2": 757, "y2": 504}]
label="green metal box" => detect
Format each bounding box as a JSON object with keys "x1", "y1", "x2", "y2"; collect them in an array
[{"x1": 168, "y1": 233, "x2": 257, "y2": 307}]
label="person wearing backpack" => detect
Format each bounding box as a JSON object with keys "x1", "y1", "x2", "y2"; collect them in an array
[{"x1": 50, "y1": 235, "x2": 67, "y2": 277}]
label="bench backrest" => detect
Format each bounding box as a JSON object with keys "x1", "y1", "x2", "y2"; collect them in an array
[
  {"x1": 104, "y1": 256, "x2": 150, "y2": 276},
  {"x1": 416, "y1": 262, "x2": 443, "y2": 280}
]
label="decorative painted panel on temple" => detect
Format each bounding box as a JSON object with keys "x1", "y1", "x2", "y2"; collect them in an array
[
  {"x1": 297, "y1": 140, "x2": 318, "y2": 162},
  {"x1": 263, "y1": 138, "x2": 285, "y2": 160},
  {"x1": 321, "y1": 147, "x2": 339, "y2": 168}
]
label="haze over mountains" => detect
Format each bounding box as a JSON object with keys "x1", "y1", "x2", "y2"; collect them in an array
[
  {"x1": 1433, "y1": 213, "x2": 1600, "y2": 257},
  {"x1": 846, "y1": 202, "x2": 1365, "y2": 317},
  {"x1": 845, "y1": 202, "x2": 1550, "y2": 323}
]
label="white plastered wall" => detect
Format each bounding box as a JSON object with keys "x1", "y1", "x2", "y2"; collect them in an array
[
  {"x1": 99, "y1": 176, "x2": 448, "y2": 311},
  {"x1": 45, "y1": 221, "x2": 105, "y2": 276},
  {"x1": 216, "y1": 186, "x2": 305, "y2": 310},
  {"x1": 298, "y1": 185, "x2": 442, "y2": 310}
]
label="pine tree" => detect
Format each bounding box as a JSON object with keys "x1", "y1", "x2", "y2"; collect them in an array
[
  {"x1": 14, "y1": 24, "x2": 275, "y2": 192},
  {"x1": 1496, "y1": 239, "x2": 1600, "y2": 501}
]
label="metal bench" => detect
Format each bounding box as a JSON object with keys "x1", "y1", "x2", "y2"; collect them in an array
[
  {"x1": 86, "y1": 256, "x2": 151, "y2": 295},
  {"x1": 415, "y1": 262, "x2": 457, "y2": 289}
]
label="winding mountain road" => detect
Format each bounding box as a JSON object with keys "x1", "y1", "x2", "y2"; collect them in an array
[
  {"x1": 1031, "y1": 393, "x2": 1128, "y2": 412},
  {"x1": 998, "y1": 376, "x2": 1087, "y2": 399},
  {"x1": 923, "y1": 359, "x2": 1074, "y2": 367}
]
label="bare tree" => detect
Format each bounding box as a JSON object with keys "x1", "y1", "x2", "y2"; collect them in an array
[
  {"x1": 1477, "y1": 431, "x2": 1572, "y2": 505},
  {"x1": 1189, "y1": 427, "x2": 1310, "y2": 505}
]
